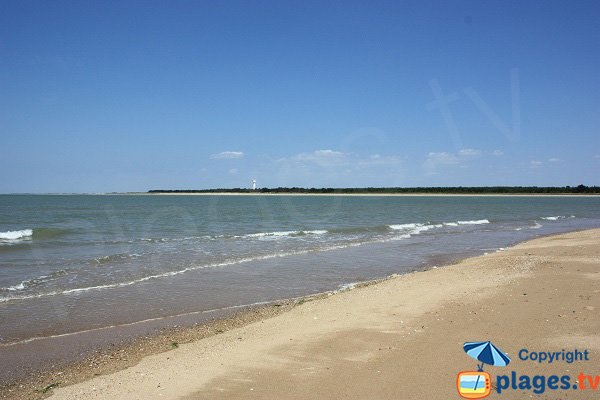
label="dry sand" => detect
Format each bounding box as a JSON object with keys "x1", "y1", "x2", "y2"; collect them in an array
[{"x1": 32, "y1": 229, "x2": 600, "y2": 398}]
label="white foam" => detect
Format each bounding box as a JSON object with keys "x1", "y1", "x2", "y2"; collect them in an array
[
  {"x1": 1, "y1": 272, "x2": 64, "y2": 293},
  {"x1": 541, "y1": 216, "x2": 564, "y2": 221},
  {"x1": 244, "y1": 230, "x2": 297, "y2": 238},
  {"x1": 389, "y1": 233, "x2": 412, "y2": 241},
  {"x1": 241, "y1": 230, "x2": 327, "y2": 239},
  {"x1": 394, "y1": 219, "x2": 490, "y2": 229},
  {"x1": 412, "y1": 223, "x2": 443, "y2": 234},
  {"x1": 389, "y1": 222, "x2": 446, "y2": 237},
  {"x1": 304, "y1": 230, "x2": 328, "y2": 235},
  {"x1": 335, "y1": 282, "x2": 359, "y2": 292},
  {"x1": 0, "y1": 229, "x2": 33, "y2": 241},
  {"x1": 394, "y1": 220, "x2": 491, "y2": 230},
  {"x1": 456, "y1": 219, "x2": 490, "y2": 225},
  {"x1": 389, "y1": 223, "x2": 419, "y2": 230},
  {"x1": 6, "y1": 282, "x2": 25, "y2": 291}
]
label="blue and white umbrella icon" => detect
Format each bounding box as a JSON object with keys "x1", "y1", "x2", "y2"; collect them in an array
[
  {"x1": 463, "y1": 341, "x2": 511, "y2": 371},
  {"x1": 463, "y1": 341, "x2": 511, "y2": 393}
]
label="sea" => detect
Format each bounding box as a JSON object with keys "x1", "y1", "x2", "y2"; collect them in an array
[{"x1": 1, "y1": 194, "x2": 599, "y2": 382}]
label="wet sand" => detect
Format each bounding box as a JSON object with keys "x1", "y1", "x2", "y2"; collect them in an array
[{"x1": 4, "y1": 229, "x2": 600, "y2": 399}]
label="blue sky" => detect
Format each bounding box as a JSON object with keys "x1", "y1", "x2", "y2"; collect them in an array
[{"x1": 1, "y1": 1, "x2": 599, "y2": 192}]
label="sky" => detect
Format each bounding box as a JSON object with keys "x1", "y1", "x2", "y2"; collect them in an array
[{"x1": 1, "y1": 0, "x2": 599, "y2": 192}]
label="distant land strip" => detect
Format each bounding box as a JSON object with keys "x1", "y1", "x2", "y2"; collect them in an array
[{"x1": 149, "y1": 185, "x2": 600, "y2": 194}]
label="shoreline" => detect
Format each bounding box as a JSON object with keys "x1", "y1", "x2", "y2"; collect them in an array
[
  {"x1": 0, "y1": 267, "x2": 409, "y2": 398},
  {"x1": 3, "y1": 228, "x2": 599, "y2": 399},
  {"x1": 0, "y1": 298, "x2": 299, "y2": 398},
  {"x1": 0, "y1": 277, "x2": 402, "y2": 399}
]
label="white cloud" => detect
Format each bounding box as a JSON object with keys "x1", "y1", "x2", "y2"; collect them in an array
[
  {"x1": 492, "y1": 150, "x2": 504, "y2": 156},
  {"x1": 282, "y1": 149, "x2": 401, "y2": 168},
  {"x1": 424, "y1": 148, "x2": 481, "y2": 174},
  {"x1": 359, "y1": 154, "x2": 402, "y2": 166},
  {"x1": 273, "y1": 149, "x2": 405, "y2": 186},
  {"x1": 548, "y1": 158, "x2": 561, "y2": 163},
  {"x1": 530, "y1": 160, "x2": 543, "y2": 168},
  {"x1": 293, "y1": 149, "x2": 348, "y2": 166},
  {"x1": 426, "y1": 152, "x2": 460, "y2": 165},
  {"x1": 210, "y1": 151, "x2": 244, "y2": 159},
  {"x1": 228, "y1": 168, "x2": 239, "y2": 175},
  {"x1": 458, "y1": 148, "x2": 481, "y2": 157}
]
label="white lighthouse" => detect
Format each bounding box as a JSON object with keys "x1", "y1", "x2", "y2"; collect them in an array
[{"x1": 252, "y1": 180, "x2": 257, "y2": 190}]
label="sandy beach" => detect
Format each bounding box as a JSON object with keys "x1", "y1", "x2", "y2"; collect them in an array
[{"x1": 15, "y1": 228, "x2": 593, "y2": 400}]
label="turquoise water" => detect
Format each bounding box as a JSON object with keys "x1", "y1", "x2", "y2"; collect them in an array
[{"x1": 1, "y1": 194, "x2": 599, "y2": 346}]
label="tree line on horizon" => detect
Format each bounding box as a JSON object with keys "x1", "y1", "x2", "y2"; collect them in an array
[{"x1": 148, "y1": 185, "x2": 600, "y2": 194}]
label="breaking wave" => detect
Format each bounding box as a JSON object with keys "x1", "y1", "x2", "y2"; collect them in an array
[
  {"x1": 0, "y1": 217, "x2": 496, "y2": 303},
  {"x1": 0, "y1": 245, "x2": 363, "y2": 303},
  {"x1": 456, "y1": 219, "x2": 490, "y2": 225},
  {"x1": 0, "y1": 229, "x2": 33, "y2": 241},
  {"x1": 540, "y1": 215, "x2": 574, "y2": 221},
  {"x1": 238, "y1": 230, "x2": 327, "y2": 239},
  {"x1": 244, "y1": 219, "x2": 491, "y2": 240},
  {"x1": 1, "y1": 270, "x2": 68, "y2": 292},
  {"x1": 0, "y1": 228, "x2": 71, "y2": 244}
]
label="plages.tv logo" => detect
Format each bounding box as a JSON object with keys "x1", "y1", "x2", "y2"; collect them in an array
[{"x1": 457, "y1": 341, "x2": 511, "y2": 399}]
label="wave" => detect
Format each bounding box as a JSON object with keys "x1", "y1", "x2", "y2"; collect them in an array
[
  {"x1": 0, "y1": 227, "x2": 71, "y2": 244},
  {"x1": 137, "y1": 229, "x2": 329, "y2": 243},
  {"x1": 0, "y1": 217, "x2": 495, "y2": 303},
  {"x1": 94, "y1": 253, "x2": 142, "y2": 264},
  {"x1": 326, "y1": 218, "x2": 490, "y2": 239},
  {"x1": 1, "y1": 270, "x2": 68, "y2": 292},
  {"x1": 390, "y1": 223, "x2": 444, "y2": 234},
  {"x1": 0, "y1": 229, "x2": 33, "y2": 241},
  {"x1": 0, "y1": 248, "x2": 335, "y2": 303},
  {"x1": 387, "y1": 222, "x2": 447, "y2": 242},
  {"x1": 240, "y1": 230, "x2": 327, "y2": 238},
  {"x1": 440, "y1": 220, "x2": 490, "y2": 227},
  {"x1": 387, "y1": 219, "x2": 491, "y2": 240},
  {"x1": 388, "y1": 223, "x2": 420, "y2": 230},
  {"x1": 238, "y1": 230, "x2": 328, "y2": 239},
  {"x1": 135, "y1": 226, "x2": 381, "y2": 244},
  {"x1": 289, "y1": 230, "x2": 328, "y2": 237},
  {"x1": 390, "y1": 219, "x2": 488, "y2": 233},
  {"x1": 540, "y1": 215, "x2": 574, "y2": 221},
  {"x1": 32, "y1": 227, "x2": 71, "y2": 240},
  {"x1": 132, "y1": 219, "x2": 492, "y2": 244},
  {"x1": 141, "y1": 237, "x2": 173, "y2": 243},
  {"x1": 456, "y1": 219, "x2": 490, "y2": 225},
  {"x1": 0, "y1": 233, "x2": 416, "y2": 303},
  {"x1": 327, "y1": 225, "x2": 393, "y2": 235}
]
